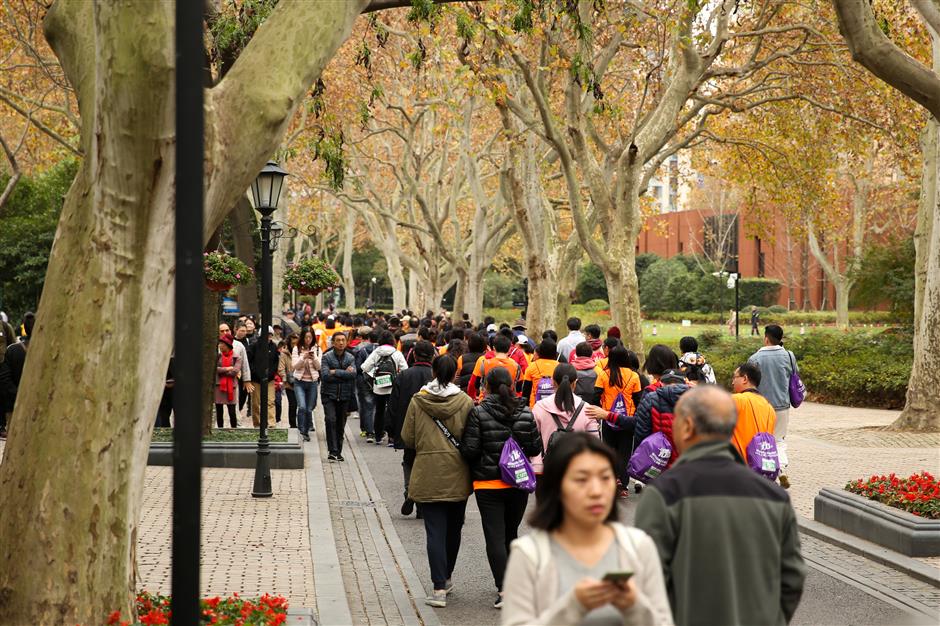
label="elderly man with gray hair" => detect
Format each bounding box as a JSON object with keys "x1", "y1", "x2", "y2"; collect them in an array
[{"x1": 634, "y1": 385, "x2": 806, "y2": 626}]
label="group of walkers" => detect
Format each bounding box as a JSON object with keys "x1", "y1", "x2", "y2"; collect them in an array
[{"x1": 0, "y1": 311, "x2": 32, "y2": 440}]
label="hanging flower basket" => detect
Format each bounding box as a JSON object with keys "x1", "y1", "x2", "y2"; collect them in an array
[
  {"x1": 204, "y1": 251, "x2": 253, "y2": 292},
  {"x1": 284, "y1": 258, "x2": 340, "y2": 295}
]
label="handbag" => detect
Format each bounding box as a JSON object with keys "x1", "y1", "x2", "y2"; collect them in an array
[{"x1": 787, "y1": 351, "x2": 805, "y2": 408}]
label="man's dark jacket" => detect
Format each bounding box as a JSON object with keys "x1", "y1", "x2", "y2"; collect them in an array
[
  {"x1": 459, "y1": 397, "x2": 542, "y2": 481},
  {"x1": 320, "y1": 349, "x2": 357, "y2": 401},
  {"x1": 634, "y1": 440, "x2": 806, "y2": 626},
  {"x1": 247, "y1": 339, "x2": 279, "y2": 383},
  {"x1": 389, "y1": 363, "x2": 434, "y2": 445}
]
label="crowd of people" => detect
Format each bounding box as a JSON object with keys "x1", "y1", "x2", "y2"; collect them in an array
[
  {"x1": 0, "y1": 311, "x2": 32, "y2": 439},
  {"x1": 201, "y1": 305, "x2": 804, "y2": 623}
]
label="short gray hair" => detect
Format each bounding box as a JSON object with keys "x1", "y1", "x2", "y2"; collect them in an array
[{"x1": 675, "y1": 386, "x2": 737, "y2": 438}]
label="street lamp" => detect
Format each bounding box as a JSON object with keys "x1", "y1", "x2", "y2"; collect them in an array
[
  {"x1": 248, "y1": 160, "x2": 288, "y2": 498},
  {"x1": 369, "y1": 276, "x2": 376, "y2": 308}
]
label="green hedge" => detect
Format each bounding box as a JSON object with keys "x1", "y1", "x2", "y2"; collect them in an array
[
  {"x1": 691, "y1": 329, "x2": 912, "y2": 409},
  {"x1": 737, "y1": 278, "x2": 782, "y2": 309},
  {"x1": 648, "y1": 310, "x2": 902, "y2": 325}
]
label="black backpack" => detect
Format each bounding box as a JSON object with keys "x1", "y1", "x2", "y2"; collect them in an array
[
  {"x1": 544, "y1": 401, "x2": 585, "y2": 462},
  {"x1": 370, "y1": 353, "x2": 399, "y2": 391}
]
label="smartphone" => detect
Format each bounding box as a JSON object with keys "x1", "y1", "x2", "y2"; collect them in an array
[{"x1": 602, "y1": 571, "x2": 634, "y2": 584}]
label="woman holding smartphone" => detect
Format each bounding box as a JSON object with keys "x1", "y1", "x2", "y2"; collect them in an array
[
  {"x1": 501, "y1": 433, "x2": 673, "y2": 626},
  {"x1": 292, "y1": 329, "x2": 320, "y2": 441}
]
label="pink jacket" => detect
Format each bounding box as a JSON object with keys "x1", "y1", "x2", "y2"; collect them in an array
[{"x1": 530, "y1": 393, "x2": 601, "y2": 473}]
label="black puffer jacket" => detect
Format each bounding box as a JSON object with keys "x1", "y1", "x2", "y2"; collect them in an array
[{"x1": 460, "y1": 396, "x2": 543, "y2": 482}]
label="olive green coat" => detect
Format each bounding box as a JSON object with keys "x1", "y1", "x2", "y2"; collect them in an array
[{"x1": 400, "y1": 389, "x2": 474, "y2": 503}]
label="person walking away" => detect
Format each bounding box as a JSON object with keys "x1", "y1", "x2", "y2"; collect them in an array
[
  {"x1": 390, "y1": 340, "x2": 437, "y2": 517},
  {"x1": 275, "y1": 340, "x2": 296, "y2": 426},
  {"x1": 595, "y1": 337, "x2": 621, "y2": 371},
  {"x1": 320, "y1": 331, "x2": 356, "y2": 460},
  {"x1": 502, "y1": 328, "x2": 529, "y2": 375},
  {"x1": 246, "y1": 327, "x2": 279, "y2": 428},
  {"x1": 400, "y1": 355, "x2": 475, "y2": 608},
  {"x1": 727, "y1": 309, "x2": 737, "y2": 336},
  {"x1": 155, "y1": 357, "x2": 175, "y2": 428},
  {"x1": 457, "y1": 332, "x2": 487, "y2": 392},
  {"x1": 460, "y1": 367, "x2": 543, "y2": 609},
  {"x1": 572, "y1": 324, "x2": 605, "y2": 362},
  {"x1": 632, "y1": 370, "x2": 690, "y2": 470},
  {"x1": 521, "y1": 339, "x2": 560, "y2": 408},
  {"x1": 730, "y1": 361, "x2": 777, "y2": 465},
  {"x1": 634, "y1": 386, "x2": 805, "y2": 625},
  {"x1": 292, "y1": 330, "x2": 320, "y2": 441},
  {"x1": 569, "y1": 342, "x2": 600, "y2": 404},
  {"x1": 0, "y1": 312, "x2": 32, "y2": 438},
  {"x1": 678, "y1": 336, "x2": 716, "y2": 385},
  {"x1": 354, "y1": 327, "x2": 378, "y2": 440},
  {"x1": 750, "y1": 306, "x2": 761, "y2": 336},
  {"x1": 556, "y1": 317, "x2": 586, "y2": 364},
  {"x1": 215, "y1": 334, "x2": 241, "y2": 428},
  {"x1": 362, "y1": 330, "x2": 409, "y2": 446},
  {"x1": 748, "y1": 324, "x2": 798, "y2": 488},
  {"x1": 642, "y1": 345, "x2": 679, "y2": 394},
  {"x1": 467, "y1": 334, "x2": 520, "y2": 401},
  {"x1": 530, "y1": 364, "x2": 601, "y2": 476},
  {"x1": 593, "y1": 347, "x2": 642, "y2": 497},
  {"x1": 502, "y1": 433, "x2": 673, "y2": 626}
]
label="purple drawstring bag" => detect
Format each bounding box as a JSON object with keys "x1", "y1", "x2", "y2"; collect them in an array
[
  {"x1": 628, "y1": 432, "x2": 673, "y2": 482},
  {"x1": 499, "y1": 437, "x2": 537, "y2": 493},
  {"x1": 746, "y1": 432, "x2": 781, "y2": 480},
  {"x1": 787, "y1": 351, "x2": 805, "y2": 408}
]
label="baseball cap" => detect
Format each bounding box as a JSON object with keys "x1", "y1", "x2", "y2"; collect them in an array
[
  {"x1": 660, "y1": 369, "x2": 687, "y2": 384},
  {"x1": 516, "y1": 334, "x2": 529, "y2": 345},
  {"x1": 512, "y1": 318, "x2": 527, "y2": 329},
  {"x1": 358, "y1": 326, "x2": 372, "y2": 337},
  {"x1": 486, "y1": 323, "x2": 498, "y2": 333}
]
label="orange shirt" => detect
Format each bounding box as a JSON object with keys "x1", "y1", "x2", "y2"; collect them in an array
[
  {"x1": 523, "y1": 359, "x2": 559, "y2": 407},
  {"x1": 595, "y1": 367, "x2": 641, "y2": 414},
  {"x1": 731, "y1": 391, "x2": 777, "y2": 462},
  {"x1": 474, "y1": 355, "x2": 520, "y2": 381}
]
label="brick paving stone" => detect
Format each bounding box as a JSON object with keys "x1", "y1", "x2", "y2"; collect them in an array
[{"x1": 137, "y1": 466, "x2": 316, "y2": 611}]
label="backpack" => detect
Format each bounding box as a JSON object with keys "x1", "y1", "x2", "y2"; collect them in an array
[
  {"x1": 371, "y1": 353, "x2": 398, "y2": 390},
  {"x1": 787, "y1": 351, "x2": 805, "y2": 408},
  {"x1": 498, "y1": 437, "x2": 537, "y2": 492},
  {"x1": 605, "y1": 392, "x2": 629, "y2": 431},
  {"x1": 627, "y1": 432, "x2": 673, "y2": 483},
  {"x1": 544, "y1": 401, "x2": 585, "y2": 462},
  {"x1": 534, "y1": 376, "x2": 555, "y2": 402},
  {"x1": 740, "y1": 395, "x2": 781, "y2": 480},
  {"x1": 574, "y1": 370, "x2": 595, "y2": 398}
]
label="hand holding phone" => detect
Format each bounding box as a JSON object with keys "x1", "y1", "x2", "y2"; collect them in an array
[{"x1": 601, "y1": 571, "x2": 634, "y2": 585}]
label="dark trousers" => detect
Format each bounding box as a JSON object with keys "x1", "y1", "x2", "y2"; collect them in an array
[
  {"x1": 155, "y1": 387, "x2": 173, "y2": 427},
  {"x1": 357, "y1": 379, "x2": 376, "y2": 434},
  {"x1": 421, "y1": 499, "x2": 467, "y2": 590},
  {"x1": 238, "y1": 380, "x2": 250, "y2": 415},
  {"x1": 286, "y1": 387, "x2": 297, "y2": 428},
  {"x1": 403, "y1": 448, "x2": 416, "y2": 500},
  {"x1": 475, "y1": 488, "x2": 529, "y2": 591},
  {"x1": 602, "y1": 423, "x2": 633, "y2": 481},
  {"x1": 322, "y1": 398, "x2": 349, "y2": 455},
  {"x1": 373, "y1": 393, "x2": 390, "y2": 440},
  {"x1": 215, "y1": 403, "x2": 237, "y2": 428}
]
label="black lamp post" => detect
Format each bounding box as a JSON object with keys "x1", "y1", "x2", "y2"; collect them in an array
[{"x1": 249, "y1": 160, "x2": 288, "y2": 498}]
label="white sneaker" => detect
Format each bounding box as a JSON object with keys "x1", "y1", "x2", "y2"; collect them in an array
[
  {"x1": 425, "y1": 589, "x2": 447, "y2": 607},
  {"x1": 444, "y1": 578, "x2": 454, "y2": 595}
]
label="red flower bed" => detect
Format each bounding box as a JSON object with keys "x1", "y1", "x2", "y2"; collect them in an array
[
  {"x1": 107, "y1": 592, "x2": 288, "y2": 625},
  {"x1": 845, "y1": 471, "x2": 940, "y2": 519}
]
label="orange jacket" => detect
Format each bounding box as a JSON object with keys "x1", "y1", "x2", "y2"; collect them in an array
[{"x1": 731, "y1": 390, "x2": 777, "y2": 462}]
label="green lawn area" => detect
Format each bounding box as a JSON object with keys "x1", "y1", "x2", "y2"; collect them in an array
[{"x1": 151, "y1": 428, "x2": 289, "y2": 443}]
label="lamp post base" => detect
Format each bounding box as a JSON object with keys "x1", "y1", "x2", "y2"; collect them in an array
[{"x1": 251, "y1": 439, "x2": 273, "y2": 498}]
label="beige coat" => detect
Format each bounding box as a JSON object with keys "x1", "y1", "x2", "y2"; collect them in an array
[
  {"x1": 400, "y1": 387, "x2": 474, "y2": 503},
  {"x1": 502, "y1": 523, "x2": 674, "y2": 626}
]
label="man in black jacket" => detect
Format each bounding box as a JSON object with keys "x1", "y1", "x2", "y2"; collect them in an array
[
  {"x1": 389, "y1": 340, "x2": 436, "y2": 516},
  {"x1": 246, "y1": 327, "x2": 279, "y2": 428},
  {"x1": 320, "y1": 331, "x2": 357, "y2": 461}
]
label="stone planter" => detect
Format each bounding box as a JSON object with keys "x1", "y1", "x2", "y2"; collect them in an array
[
  {"x1": 814, "y1": 487, "x2": 940, "y2": 557},
  {"x1": 148, "y1": 429, "x2": 304, "y2": 469}
]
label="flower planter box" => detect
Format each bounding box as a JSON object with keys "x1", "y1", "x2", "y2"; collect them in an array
[
  {"x1": 206, "y1": 279, "x2": 234, "y2": 292},
  {"x1": 814, "y1": 487, "x2": 940, "y2": 557},
  {"x1": 148, "y1": 429, "x2": 304, "y2": 469}
]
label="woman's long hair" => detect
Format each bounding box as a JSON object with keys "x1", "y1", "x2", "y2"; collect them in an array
[
  {"x1": 607, "y1": 346, "x2": 630, "y2": 388},
  {"x1": 485, "y1": 366, "x2": 518, "y2": 413},
  {"x1": 431, "y1": 354, "x2": 457, "y2": 387},
  {"x1": 552, "y1": 363, "x2": 577, "y2": 414}
]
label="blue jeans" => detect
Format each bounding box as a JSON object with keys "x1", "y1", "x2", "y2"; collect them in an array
[
  {"x1": 357, "y1": 378, "x2": 376, "y2": 434},
  {"x1": 294, "y1": 380, "x2": 319, "y2": 435}
]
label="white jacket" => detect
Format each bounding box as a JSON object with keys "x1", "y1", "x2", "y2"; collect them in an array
[{"x1": 361, "y1": 344, "x2": 408, "y2": 396}]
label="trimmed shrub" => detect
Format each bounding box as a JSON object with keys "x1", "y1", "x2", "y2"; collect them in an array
[
  {"x1": 648, "y1": 310, "x2": 902, "y2": 326},
  {"x1": 738, "y1": 278, "x2": 782, "y2": 308},
  {"x1": 583, "y1": 299, "x2": 610, "y2": 312},
  {"x1": 768, "y1": 304, "x2": 788, "y2": 314},
  {"x1": 577, "y1": 262, "x2": 608, "y2": 302}
]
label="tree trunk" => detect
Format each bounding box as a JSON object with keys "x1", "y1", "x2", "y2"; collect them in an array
[
  {"x1": 408, "y1": 267, "x2": 420, "y2": 314},
  {"x1": 833, "y1": 278, "x2": 852, "y2": 329},
  {"x1": 914, "y1": 118, "x2": 938, "y2": 350},
  {"x1": 388, "y1": 256, "x2": 407, "y2": 312},
  {"x1": 342, "y1": 213, "x2": 356, "y2": 311},
  {"x1": 232, "y1": 197, "x2": 260, "y2": 316},
  {"x1": 271, "y1": 207, "x2": 289, "y2": 318},
  {"x1": 800, "y1": 239, "x2": 812, "y2": 311},
  {"x1": 0, "y1": 5, "x2": 176, "y2": 621},
  {"x1": 452, "y1": 269, "x2": 466, "y2": 323},
  {"x1": 893, "y1": 120, "x2": 940, "y2": 431}
]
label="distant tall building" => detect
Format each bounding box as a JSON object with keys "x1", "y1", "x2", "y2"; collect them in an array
[{"x1": 647, "y1": 154, "x2": 693, "y2": 213}]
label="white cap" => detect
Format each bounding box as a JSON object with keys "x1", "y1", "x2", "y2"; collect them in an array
[
  {"x1": 327, "y1": 315, "x2": 335, "y2": 321},
  {"x1": 516, "y1": 334, "x2": 529, "y2": 345},
  {"x1": 486, "y1": 323, "x2": 498, "y2": 332}
]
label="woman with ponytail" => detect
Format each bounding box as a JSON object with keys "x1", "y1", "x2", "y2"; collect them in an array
[
  {"x1": 460, "y1": 366, "x2": 542, "y2": 609},
  {"x1": 530, "y1": 364, "x2": 602, "y2": 477}
]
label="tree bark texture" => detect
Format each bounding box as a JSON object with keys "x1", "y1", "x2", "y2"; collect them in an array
[
  {"x1": 0, "y1": 0, "x2": 371, "y2": 622},
  {"x1": 231, "y1": 197, "x2": 260, "y2": 315},
  {"x1": 342, "y1": 213, "x2": 356, "y2": 312}
]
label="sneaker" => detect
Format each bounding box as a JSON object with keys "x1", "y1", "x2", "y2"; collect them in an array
[
  {"x1": 360, "y1": 431, "x2": 367, "y2": 438},
  {"x1": 366, "y1": 436, "x2": 375, "y2": 444},
  {"x1": 387, "y1": 441, "x2": 395, "y2": 448},
  {"x1": 778, "y1": 474, "x2": 790, "y2": 489},
  {"x1": 327, "y1": 454, "x2": 337, "y2": 462},
  {"x1": 302, "y1": 434, "x2": 311, "y2": 442},
  {"x1": 336, "y1": 455, "x2": 345, "y2": 462},
  {"x1": 401, "y1": 499, "x2": 415, "y2": 516},
  {"x1": 493, "y1": 593, "x2": 504, "y2": 609},
  {"x1": 425, "y1": 589, "x2": 447, "y2": 608},
  {"x1": 634, "y1": 482, "x2": 643, "y2": 494},
  {"x1": 444, "y1": 579, "x2": 454, "y2": 595}
]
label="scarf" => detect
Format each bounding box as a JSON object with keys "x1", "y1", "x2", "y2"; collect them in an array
[{"x1": 218, "y1": 351, "x2": 236, "y2": 402}]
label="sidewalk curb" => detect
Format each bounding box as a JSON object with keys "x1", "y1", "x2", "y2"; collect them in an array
[
  {"x1": 798, "y1": 516, "x2": 940, "y2": 589},
  {"x1": 343, "y1": 424, "x2": 442, "y2": 626},
  {"x1": 305, "y1": 436, "x2": 353, "y2": 626}
]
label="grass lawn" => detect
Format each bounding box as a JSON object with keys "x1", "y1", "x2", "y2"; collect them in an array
[{"x1": 151, "y1": 428, "x2": 289, "y2": 443}]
